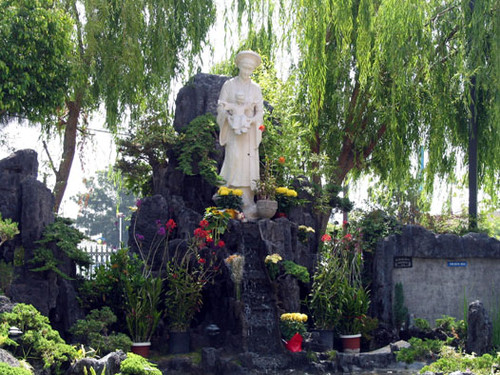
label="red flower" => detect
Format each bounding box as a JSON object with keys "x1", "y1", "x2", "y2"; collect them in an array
[
  {"x1": 199, "y1": 219, "x2": 209, "y2": 229},
  {"x1": 343, "y1": 220, "x2": 348, "y2": 227},
  {"x1": 166, "y1": 219, "x2": 177, "y2": 232},
  {"x1": 206, "y1": 236, "x2": 214, "y2": 244},
  {"x1": 344, "y1": 233, "x2": 352, "y2": 241},
  {"x1": 198, "y1": 258, "x2": 206, "y2": 264},
  {"x1": 217, "y1": 240, "x2": 225, "y2": 248},
  {"x1": 278, "y1": 156, "x2": 285, "y2": 164},
  {"x1": 259, "y1": 125, "x2": 266, "y2": 131},
  {"x1": 277, "y1": 212, "x2": 287, "y2": 218},
  {"x1": 321, "y1": 234, "x2": 332, "y2": 242},
  {"x1": 194, "y1": 227, "x2": 209, "y2": 239}
]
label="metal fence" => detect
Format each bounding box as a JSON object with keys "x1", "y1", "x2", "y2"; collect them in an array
[{"x1": 77, "y1": 241, "x2": 116, "y2": 278}]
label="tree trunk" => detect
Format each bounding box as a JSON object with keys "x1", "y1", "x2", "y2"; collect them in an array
[{"x1": 53, "y1": 95, "x2": 82, "y2": 213}]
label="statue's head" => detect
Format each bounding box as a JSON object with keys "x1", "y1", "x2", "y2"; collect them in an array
[{"x1": 235, "y1": 50, "x2": 261, "y2": 72}]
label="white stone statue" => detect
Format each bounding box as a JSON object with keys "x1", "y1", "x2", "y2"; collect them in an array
[{"x1": 217, "y1": 50, "x2": 264, "y2": 219}]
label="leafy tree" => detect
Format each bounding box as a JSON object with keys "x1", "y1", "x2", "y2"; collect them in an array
[
  {"x1": 229, "y1": 0, "x2": 499, "y2": 229},
  {"x1": 0, "y1": 0, "x2": 73, "y2": 123},
  {"x1": 72, "y1": 169, "x2": 136, "y2": 248},
  {"x1": 3, "y1": 0, "x2": 216, "y2": 212}
]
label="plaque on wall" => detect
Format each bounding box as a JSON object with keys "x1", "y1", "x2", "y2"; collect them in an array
[
  {"x1": 447, "y1": 261, "x2": 467, "y2": 267},
  {"x1": 393, "y1": 256, "x2": 412, "y2": 268}
]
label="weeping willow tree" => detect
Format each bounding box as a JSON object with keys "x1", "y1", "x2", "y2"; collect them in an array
[
  {"x1": 7, "y1": 0, "x2": 214, "y2": 212},
  {"x1": 228, "y1": 0, "x2": 498, "y2": 227}
]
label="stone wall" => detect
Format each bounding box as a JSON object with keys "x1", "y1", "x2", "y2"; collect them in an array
[{"x1": 371, "y1": 225, "x2": 500, "y2": 327}]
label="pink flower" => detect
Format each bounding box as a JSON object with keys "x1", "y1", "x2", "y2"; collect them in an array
[
  {"x1": 157, "y1": 226, "x2": 166, "y2": 236},
  {"x1": 321, "y1": 234, "x2": 332, "y2": 242}
]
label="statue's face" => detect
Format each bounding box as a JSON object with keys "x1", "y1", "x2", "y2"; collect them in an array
[{"x1": 238, "y1": 60, "x2": 255, "y2": 79}]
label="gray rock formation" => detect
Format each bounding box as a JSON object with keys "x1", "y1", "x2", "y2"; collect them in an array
[
  {"x1": 0, "y1": 150, "x2": 83, "y2": 335},
  {"x1": 65, "y1": 350, "x2": 126, "y2": 375},
  {"x1": 466, "y1": 300, "x2": 492, "y2": 355},
  {"x1": 0, "y1": 348, "x2": 20, "y2": 368}
]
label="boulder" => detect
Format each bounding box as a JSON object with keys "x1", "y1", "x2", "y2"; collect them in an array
[
  {"x1": 466, "y1": 300, "x2": 492, "y2": 355},
  {"x1": 65, "y1": 350, "x2": 126, "y2": 375}
]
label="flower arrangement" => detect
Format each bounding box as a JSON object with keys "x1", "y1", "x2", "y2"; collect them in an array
[
  {"x1": 298, "y1": 225, "x2": 315, "y2": 244},
  {"x1": 275, "y1": 187, "x2": 298, "y2": 216},
  {"x1": 264, "y1": 253, "x2": 310, "y2": 284},
  {"x1": 224, "y1": 254, "x2": 245, "y2": 300},
  {"x1": 280, "y1": 313, "x2": 308, "y2": 341},
  {"x1": 264, "y1": 253, "x2": 282, "y2": 280},
  {"x1": 214, "y1": 186, "x2": 243, "y2": 211}
]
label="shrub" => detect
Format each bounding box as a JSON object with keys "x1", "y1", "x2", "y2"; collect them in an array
[
  {"x1": 421, "y1": 346, "x2": 499, "y2": 375},
  {"x1": 69, "y1": 307, "x2": 132, "y2": 355},
  {"x1": 0, "y1": 363, "x2": 32, "y2": 375},
  {"x1": 119, "y1": 353, "x2": 161, "y2": 375},
  {"x1": 396, "y1": 337, "x2": 443, "y2": 364},
  {"x1": 0, "y1": 303, "x2": 77, "y2": 374}
]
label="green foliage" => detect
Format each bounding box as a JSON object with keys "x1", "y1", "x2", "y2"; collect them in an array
[
  {"x1": 492, "y1": 297, "x2": 500, "y2": 350},
  {"x1": 176, "y1": 114, "x2": 223, "y2": 186},
  {"x1": 282, "y1": 260, "x2": 310, "y2": 284},
  {"x1": 350, "y1": 209, "x2": 401, "y2": 253},
  {"x1": 119, "y1": 353, "x2": 161, "y2": 375},
  {"x1": 0, "y1": 362, "x2": 32, "y2": 375},
  {"x1": 30, "y1": 217, "x2": 90, "y2": 279},
  {"x1": 435, "y1": 315, "x2": 467, "y2": 348},
  {"x1": 0, "y1": 213, "x2": 20, "y2": 247},
  {"x1": 396, "y1": 337, "x2": 444, "y2": 364},
  {"x1": 69, "y1": 307, "x2": 132, "y2": 355},
  {"x1": 414, "y1": 318, "x2": 431, "y2": 332},
  {"x1": 310, "y1": 226, "x2": 368, "y2": 332},
  {"x1": 116, "y1": 116, "x2": 178, "y2": 196},
  {"x1": 77, "y1": 249, "x2": 141, "y2": 333},
  {"x1": 393, "y1": 282, "x2": 409, "y2": 331},
  {"x1": 124, "y1": 275, "x2": 162, "y2": 342},
  {"x1": 420, "y1": 347, "x2": 499, "y2": 375},
  {"x1": 0, "y1": 0, "x2": 73, "y2": 122},
  {"x1": 0, "y1": 303, "x2": 78, "y2": 374},
  {"x1": 0, "y1": 260, "x2": 13, "y2": 295}
]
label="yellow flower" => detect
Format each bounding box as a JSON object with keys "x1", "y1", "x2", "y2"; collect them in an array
[
  {"x1": 280, "y1": 312, "x2": 308, "y2": 322},
  {"x1": 276, "y1": 187, "x2": 288, "y2": 195},
  {"x1": 232, "y1": 189, "x2": 243, "y2": 196},
  {"x1": 218, "y1": 186, "x2": 229, "y2": 196},
  {"x1": 286, "y1": 189, "x2": 298, "y2": 197},
  {"x1": 265, "y1": 253, "x2": 282, "y2": 264}
]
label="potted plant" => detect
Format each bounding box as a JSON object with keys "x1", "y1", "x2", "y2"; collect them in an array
[
  {"x1": 275, "y1": 186, "x2": 298, "y2": 217},
  {"x1": 213, "y1": 186, "x2": 243, "y2": 217},
  {"x1": 254, "y1": 157, "x2": 278, "y2": 218},
  {"x1": 309, "y1": 228, "x2": 367, "y2": 352},
  {"x1": 337, "y1": 282, "x2": 370, "y2": 354},
  {"x1": 123, "y1": 258, "x2": 163, "y2": 358},
  {"x1": 308, "y1": 246, "x2": 344, "y2": 351},
  {"x1": 163, "y1": 219, "x2": 221, "y2": 354},
  {"x1": 279, "y1": 313, "x2": 308, "y2": 352}
]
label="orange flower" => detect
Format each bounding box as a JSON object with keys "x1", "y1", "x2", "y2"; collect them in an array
[
  {"x1": 259, "y1": 125, "x2": 265, "y2": 131},
  {"x1": 278, "y1": 156, "x2": 285, "y2": 164}
]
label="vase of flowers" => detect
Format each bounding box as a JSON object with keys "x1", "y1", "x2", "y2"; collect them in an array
[
  {"x1": 224, "y1": 254, "x2": 245, "y2": 300},
  {"x1": 280, "y1": 313, "x2": 308, "y2": 352},
  {"x1": 214, "y1": 186, "x2": 243, "y2": 213}
]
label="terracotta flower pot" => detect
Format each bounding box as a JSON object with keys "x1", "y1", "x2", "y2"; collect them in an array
[
  {"x1": 131, "y1": 342, "x2": 151, "y2": 358},
  {"x1": 339, "y1": 333, "x2": 361, "y2": 354}
]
